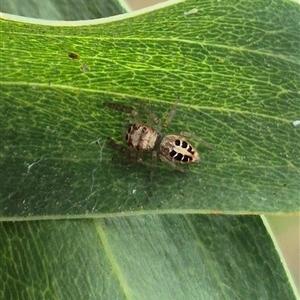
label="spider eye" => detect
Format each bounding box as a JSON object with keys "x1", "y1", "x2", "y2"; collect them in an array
[{"x1": 175, "y1": 140, "x2": 180, "y2": 146}]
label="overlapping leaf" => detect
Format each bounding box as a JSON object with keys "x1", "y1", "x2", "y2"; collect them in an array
[{"x1": 0, "y1": 215, "x2": 296, "y2": 300}]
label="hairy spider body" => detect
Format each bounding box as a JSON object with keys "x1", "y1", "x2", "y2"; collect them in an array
[
  {"x1": 106, "y1": 98, "x2": 212, "y2": 178},
  {"x1": 126, "y1": 124, "x2": 159, "y2": 151},
  {"x1": 126, "y1": 124, "x2": 200, "y2": 164}
]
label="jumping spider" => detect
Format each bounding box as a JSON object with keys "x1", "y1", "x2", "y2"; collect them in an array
[{"x1": 107, "y1": 97, "x2": 212, "y2": 180}]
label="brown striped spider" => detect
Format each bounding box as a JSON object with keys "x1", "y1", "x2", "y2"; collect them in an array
[{"x1": 107, "y1": 98, "x2": 212, "y2": 180}]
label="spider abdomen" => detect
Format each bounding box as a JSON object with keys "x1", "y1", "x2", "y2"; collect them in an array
[{"x1": 160, "y1": 135, "x2": 200, "y2": 163}]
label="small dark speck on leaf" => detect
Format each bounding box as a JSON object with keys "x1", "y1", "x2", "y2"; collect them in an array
[{"x1": 69, "y1": 52, "x2": 79, "y2": 60}]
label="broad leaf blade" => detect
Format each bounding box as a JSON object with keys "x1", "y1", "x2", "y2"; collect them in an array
[
  {"x1": 0, "y1": 0, "x2": 299, "y2": 218},
  {"x1": 0, "y1": 215, "x2": 296, "y2": 300}
]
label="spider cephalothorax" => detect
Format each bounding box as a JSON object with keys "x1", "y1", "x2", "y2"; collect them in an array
[{"x1": 126, "y1": 124, "x2": 159, "y2": 151}]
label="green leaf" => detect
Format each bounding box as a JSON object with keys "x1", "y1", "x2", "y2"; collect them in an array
[
  {"x1": 0, "y1": 1, "x2": 298, "y2": 298},
  {"x1": 0, "y1": 215, "x2": 296, "y2": 300},
  {"x1": 0, "y1": 1, "x2": 299, "y2": 219}
]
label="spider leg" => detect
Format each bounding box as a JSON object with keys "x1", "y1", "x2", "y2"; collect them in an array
[
  {"x1": 136, "y1": 102, "x2": 159, "y2": 126},
  {"x1": 105, "y1": 103, "x2": 133, "y2": 114},
  {"x1": 159, "y1": 154, "x2": 185, "y2": 173},
  {"x1": 148, "y1": 111, "x2": 159, "y2": 126},
  {"x1": 105, "y1": 103, "x2": 143, "y2": 124},
  {"x1": 180, "y1": 131, "x2": 213, "y2": 150},
  {"x1": 149, "y1": 150, "x2": 158, "y2": 182},
  {"x1": 163, "y1": 96, "x2": 181, "y2": 127},
  {"x1": 108, "y1": 138, "x2": 144, "y2": 164},
  {"x1": 128, "y1": 109, "x2": 143, "y2": 124}
]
